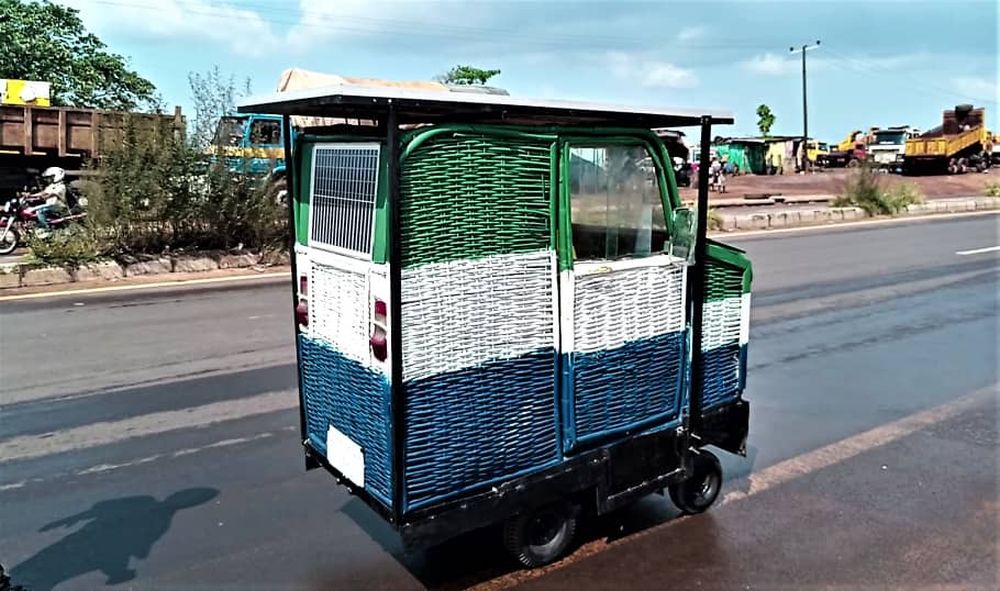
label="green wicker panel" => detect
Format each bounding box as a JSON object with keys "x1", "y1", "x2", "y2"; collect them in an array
[
  {"x1": 704, "y1": 256, "x2": 744, "y2": 302},
  {"x1": 400, "y1": 133, "x2": 552, "y2": 268}
]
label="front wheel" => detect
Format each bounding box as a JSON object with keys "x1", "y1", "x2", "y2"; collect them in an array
[
  {"x1": 0, "y1": 223, "x2": 19, "y2": 256},
  {"x1": 669, "y1": 450, "x2": 723, "y2": 515},
  {"x1": 503, "y1": 500, "x2": 578, "y2": 568}
]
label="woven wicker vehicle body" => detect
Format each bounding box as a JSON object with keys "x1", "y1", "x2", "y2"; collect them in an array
[{"x1": 239, "y1": 87, "x2": 752, "y2": 566}]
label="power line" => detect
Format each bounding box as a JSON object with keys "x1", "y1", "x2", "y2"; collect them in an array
[{"x1": 822, "y1": 48, "x2": 997, "y2": 106}]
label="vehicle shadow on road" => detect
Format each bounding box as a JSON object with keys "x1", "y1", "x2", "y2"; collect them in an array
[{"x1": 9, "y1": 487, "x2": 219, "y2": 591}]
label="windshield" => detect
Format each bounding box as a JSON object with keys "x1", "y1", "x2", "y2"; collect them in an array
[
  {"x1": 874, "y1": 131, "x2": 906, "y2": 145},
  {"x1": 213, "y1": 117, "x2": 247, "y2": 146}
]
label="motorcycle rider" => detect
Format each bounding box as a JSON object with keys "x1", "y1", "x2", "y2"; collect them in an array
[{"x1": 25, "y1": 167, "x2": 67, "y2": 229}]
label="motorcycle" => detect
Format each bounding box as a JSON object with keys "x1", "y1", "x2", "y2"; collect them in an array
[{"x1": 0, "y1": 191, "x2": 88, "y2": 256}]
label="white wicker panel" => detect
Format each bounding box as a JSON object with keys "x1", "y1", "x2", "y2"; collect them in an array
[
  {"x1": 310, "y1": 260, "x2": 370, "y2": 365},
  {"x1": 702, "y1": 296, "x2": 743, "y2": 351},
  {"x1": 401, "y1": 251, "x2": 556, "y2": 382},
  {"x1": 573, "y1": 263, "x2": 685, "y2": 354}
]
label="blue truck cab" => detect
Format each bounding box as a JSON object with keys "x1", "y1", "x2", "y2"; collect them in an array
[{"x1": 210, "y1": 113, "x2": 290, "y2": 179}]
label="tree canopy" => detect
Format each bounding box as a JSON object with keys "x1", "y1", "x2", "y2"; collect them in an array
[
  {"x1": 437, "y1": 65, "x2": 501, "y2": 86},
  {"x1": 755, "y1": 104, "x2": 775, "y2": 137},
  {"x1": 0, "y1": 0, "x2": 156, "y2": 110}
]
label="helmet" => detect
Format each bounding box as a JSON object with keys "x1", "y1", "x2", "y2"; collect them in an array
[{"x1": 41, "y1": 167, "x2": 65, "y2": 185}]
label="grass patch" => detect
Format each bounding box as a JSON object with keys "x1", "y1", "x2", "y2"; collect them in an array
[
  {"x1": 835, "y1": 164, "x2": 924, "y2": 216},
  {"x1": 984, "y1": 182, "x2": 1000, "y2": 197}
]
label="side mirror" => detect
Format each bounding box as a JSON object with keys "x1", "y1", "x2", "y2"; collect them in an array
[{"x1": 670, "y1": 207, "x2": 697, "y2": 263}]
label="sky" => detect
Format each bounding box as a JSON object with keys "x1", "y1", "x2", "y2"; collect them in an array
[{"x1": 58, "y1": 0, "x2": 999, "y2": 141}]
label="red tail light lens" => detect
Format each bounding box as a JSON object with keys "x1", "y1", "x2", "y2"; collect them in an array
[
  {"x1": 295, "y1": 299, "x2": 308, "y2": 327},
  {"x1": 374, "y1": 299, "x2": 387, "y2": 322},
  {"x1": 370, "y1": 327, "x2": 387, "y2": 361},
  {"x1": 299, "y1": 274, "x2": 308, "y2": 296}
]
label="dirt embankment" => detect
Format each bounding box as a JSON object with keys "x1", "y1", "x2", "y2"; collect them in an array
[{"x1": 679, "y1": 168, "x2": 999, "y2": 201}]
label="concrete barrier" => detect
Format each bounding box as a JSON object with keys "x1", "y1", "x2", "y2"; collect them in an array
[
  {"x1": 21, "y1": 266, "x2": 73, "y2": 287},
  {"x1": 74, "y1": 261, "x2": 124, "y2": 282}
]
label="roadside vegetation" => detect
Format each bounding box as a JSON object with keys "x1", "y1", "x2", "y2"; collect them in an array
[
  {"x1": 27, "y1": 71, "x2": 285, "y2": 267},
  {"x1": 983, "y1": 181, "x2": 1000, "y2": 197},
  {"x1": 832, "y1": 163, "x2": 924, "y2": 216}
]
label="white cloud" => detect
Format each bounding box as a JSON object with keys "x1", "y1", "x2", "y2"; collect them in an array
[
  {"x1": 608, "y1": 52, "x2": 698, "y2": 89},
  {"x1": 62, "y1": 0, "x2": 281, "y2": 57},
  {"x1": 60, "y1": 0, "x2": 480, "y2": 58},
  {"x1": 953, "y1": 76, "x2": 997, "y2": 101},
  {"x1": 743, "y1": 51, "x2": 925, "y2": 77},
  {"x1": 676, "y1": 26, "x2": 707, "y2": 43},
  {"x1": 743, "y1": 52, "x2": 797, "y2": 76}
]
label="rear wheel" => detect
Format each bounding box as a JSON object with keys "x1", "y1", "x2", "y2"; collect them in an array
[
  {"x1": 847, "y1": 158, "x2": 860, "y2": 168},
  {"x1": 0, "y1": 224, "x2": 19, "y2": 256},
  {"x1": 503, "y1": 500, "x2": 578, "y2": 568},
  {"x1": 669, "y1": 450, "x2": 723, "y2": 515}
]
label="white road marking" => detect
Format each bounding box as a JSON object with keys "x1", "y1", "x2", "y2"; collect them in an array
[
  {"x1": 722, "y1": 383, "x2": 997, "y2": 503},
  {"x1": 955, "y1": 245, "x2": 1000, "y2": 256},
  {"x1": 0, "y1": 389, "x2": 297, "y2": 463},
  {"x1": 471, "y1": 383, "x2": 998, "y2": 590},
  {"x1": 0, "y1": 429, "x2": 293, "y2": 492},
  {"x1": 0, "y1": 271, "x2": 288, "y2": 302}
]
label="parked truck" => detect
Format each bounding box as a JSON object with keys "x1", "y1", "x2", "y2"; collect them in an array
[
  {"x1": 867, "y1": 126, "x2": 920, "y2": 173},
  {"x1": 817, "y1": 129, "x2": 869, "y2": 168},
  {"x1": 903, "y1": 105, "x2": 990, "y2": 174},
  {"x1": 0, "y1": 97, "x2": 184, "y2": 195}
]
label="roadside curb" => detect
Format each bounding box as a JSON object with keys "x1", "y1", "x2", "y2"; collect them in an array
[
  {"x1": 714, "y1": 196, "x2": 999, "y2": 232},
  {"x1": 0, "y1": 250, "x2": 290, "y2": 292},
  {"x1": 0, "y1": 199, "x2": 996, "y2": 294}
]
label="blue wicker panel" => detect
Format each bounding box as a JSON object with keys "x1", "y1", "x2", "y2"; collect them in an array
[
  {"x1": 571, "y1": 331, "x2": 685, "y2": 444},
  {"x1": 403, "y1": 349, "x2": 558, "y2": 509},
  {"x1": 299, "y1": 335, "x2": 393, "y2": 506},
  {"x1": 701, "y1": 342, "x2": 742, "y2": 411}
]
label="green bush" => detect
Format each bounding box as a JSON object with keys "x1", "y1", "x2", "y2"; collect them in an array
[
  {"x1": 835, "y1": 164, "x2": 923, "y2": 216},
  {"x1": 29, "y1": 68, "x2": 286, "y2": 263},
  {"x1": 984, "y1": 182, "x2": 1000, "y2": 197},
  {"x1": 25, "y1": 226, "x2": 103, "y2": 268}
]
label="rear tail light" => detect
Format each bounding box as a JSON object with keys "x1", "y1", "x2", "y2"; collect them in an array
[
  {"x1": 295, "y1": 273, "x2": 308, "y2": 327},
  {"x1": 370, "y1": 298, "x2": 388, "y2": 361},
  {"x1": 295, "y1": 299, "x2": 309, "y2": 327}
]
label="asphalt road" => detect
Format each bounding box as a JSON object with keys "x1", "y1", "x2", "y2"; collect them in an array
[{"x1": 1, "y1": 214, "x2": 997, "y2": 590}]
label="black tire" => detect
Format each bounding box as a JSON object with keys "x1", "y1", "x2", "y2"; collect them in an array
[
  {"x1": 847, "y1": 158, "x2": 860, "y2": 169},
  {"x1": 503, "y1": 500, "x2": 578, "y2": 568},
  {"x1": 0, "y1": 225, "x2": 19, "y2": 256},
  {"x1": 669, "y1": 450, "x2": 723, "y2": 515},
  {"x1": 268, "y1": 177, "x2": 288, "y2": 205}
]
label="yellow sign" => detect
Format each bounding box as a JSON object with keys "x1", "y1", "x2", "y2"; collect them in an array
[{"x1": 0, "y1": 79, "x2": 52, "y2": 106}]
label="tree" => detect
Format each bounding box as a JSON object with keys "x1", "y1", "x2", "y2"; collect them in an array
[
  {"x1": 0, "y1": 0, "x2": 156, "y2": 110},
  {"x1": 437, "y1": 65, "x2": 501, "y2": 86},
  {"x1": 756, "y1": 104, "x2": 775, "y2": 137}
]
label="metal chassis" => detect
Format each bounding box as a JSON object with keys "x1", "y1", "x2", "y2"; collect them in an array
[{"x1": 283, "y1": 110, "x2": 749, "y2": 548}]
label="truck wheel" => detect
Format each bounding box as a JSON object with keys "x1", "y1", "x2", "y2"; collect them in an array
[
  {"x1": 503, "y1": 500, "x2": 578, "y2": 568},
  {"x1": 847, "y1": 158, "x2": 860, "y2": 169},
  {"x1": 0, "y1": 226, "x2": 19, "y2": 256},
  {"x1": 669, "y1": 450, "x2": 722, "y2": 515}
]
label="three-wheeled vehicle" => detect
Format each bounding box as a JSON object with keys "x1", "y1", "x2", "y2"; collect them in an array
[{"x1": 238, "y1": 86, "x2": 752, "y2": 567}]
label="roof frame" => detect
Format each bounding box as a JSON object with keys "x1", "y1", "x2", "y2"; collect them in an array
[{"x1": 238, "y1": 84, "x2": 733, "y2": 128}]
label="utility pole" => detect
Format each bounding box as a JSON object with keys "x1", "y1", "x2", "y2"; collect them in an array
[{"x1": 790, "y1": 40, "x2": 820, "y2": 172}]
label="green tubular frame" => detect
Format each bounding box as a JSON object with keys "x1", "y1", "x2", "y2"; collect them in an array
[{"x1": 295, "y1": 126, "x2": 685, "y2": 271}]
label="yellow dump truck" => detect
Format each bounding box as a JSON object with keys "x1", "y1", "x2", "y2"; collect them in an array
[{"x1": 904, "y1": 105, "x2": 990, "y2": 174}]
